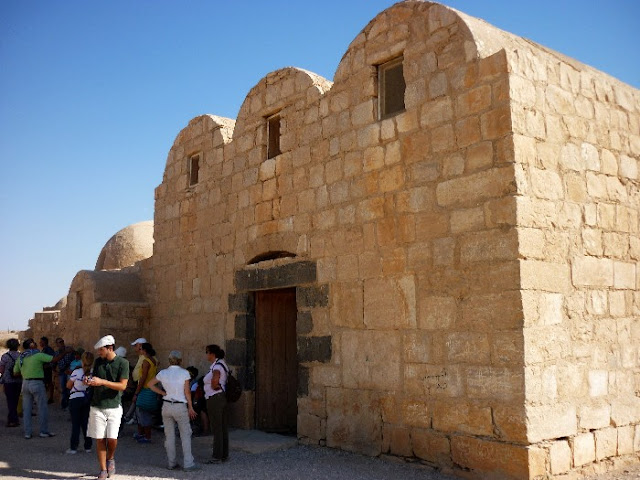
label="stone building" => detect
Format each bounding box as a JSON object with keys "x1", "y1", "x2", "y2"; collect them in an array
[
  {"x1": 26, "y1": 1, "x2": 639, "y2": 478},
  {"x1": 27, "y1": 221, "x2": 154, "y2": 362}
]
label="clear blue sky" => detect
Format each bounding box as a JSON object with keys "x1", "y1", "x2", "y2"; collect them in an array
[{"x1": 0, "y1": 1, "x2": 638, "y2": 331}]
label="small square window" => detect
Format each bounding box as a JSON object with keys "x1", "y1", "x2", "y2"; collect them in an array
[
  {"x1": 267, "y1": 114, "x2": 281, "y2": 159},
  {"x1": 378, "y1": 57, "x2": 405, "y2": 119},
  {"x1": 188, "y1": 153, "x2": 200, "y2": 186}
]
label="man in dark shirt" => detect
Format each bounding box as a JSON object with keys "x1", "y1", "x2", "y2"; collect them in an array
[
  {"x1": 39, "y1": 337, "x2": 55, "y2": 404},
  {"x1": 52, "y1": 337, "x2": 75, "y2": 409},
  {"x1": 86, "y1": 335, "x2": 129, "y2": 480}
]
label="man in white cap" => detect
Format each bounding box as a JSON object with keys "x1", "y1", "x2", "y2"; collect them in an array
[{"x1": 85, "y1": 335, "x2": 129, "y2": 480}]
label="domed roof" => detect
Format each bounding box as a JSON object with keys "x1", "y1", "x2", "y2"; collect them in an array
[{"x1": 95, "y1": 221, "x2": 154, "y2": 271}]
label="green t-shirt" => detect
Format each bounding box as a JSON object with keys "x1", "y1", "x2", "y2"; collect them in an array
[
  {"x1": 14, "y1": 351, "x2": 53, "y2": 379},
  {"x1": 91, "y1": 355, "x2": 129, "y2": 409}
]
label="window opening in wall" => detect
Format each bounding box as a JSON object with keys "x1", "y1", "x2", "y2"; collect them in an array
[
  {"x1": 378, "y1": 56, "x2": 405, "y2": 119},
  {"x1": 188, "y1": 153, "x2": 200, "y2": 186},
  {"x1": 76, "y1": 291, "x2": 83, "y2": 320},
  {"x1": 267, "y1": 114, "x2": 281, "y2": 159}
]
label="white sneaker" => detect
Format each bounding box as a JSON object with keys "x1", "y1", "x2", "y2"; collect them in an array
[
  {"x1": 65, "y1": 449, "x2": 77, "y2": 454},
  {"x1": 85, "y1": 448, "x2": 92, "y2": 453}
]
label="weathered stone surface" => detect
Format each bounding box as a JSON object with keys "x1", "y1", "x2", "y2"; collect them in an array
[
  {"x1": 297, "y1": 411, "x2": 322, "y2": 441},
  {"x1": 234, "y1": 314, "x2": 255, "y2": 339},
  {"x1": 342, "y1": 330, "x2": 400, "y2": 390},
  {"x1": 296, "y1": 284, "x2": 329, "y2": 308},
  {"x1": 417, "y1": 295, "x2": 457, "y2": 330},
  {"x1": 298, "y1": 365, "x2": 309, "y2": 396},
  {"x1": 436, "y1": 166, "x2": 516, "y2": 208},
  {"x1": 432, "y1": 401, "x2": 493, "y2": 436},
  {"x1": 228, "y1": 292, "x2": 251, "y2": 313},
  {"x1": 330, "y1": 281, "x2": 363, "y2": 328},
  {"x1": 235, "y1": 261, "x2": 316, "y2": 291},
  {"x1": 363, "y1": 276, "x2": 415, "y2": 329},
  {"x1": 225, "y1": 339, "x2": 247, "y2": 373},
  {"x1": 382, "y1": 424, "x2": 413, "y2": 457},
  {"x1": 412, "y1": 428, "x2": 451, "y2": 465},
  {"x1": 619, "y1": 425, "x2": 636, "y2": 454},
  {"x1": 326, "y1": 388, "x2": 381, "y2": 456},
  {"x1": 572, "y1": 432, "x2": 596, "y2": 467},
  {"x1": 595, "y1": 427, "x2": 618, "y2": 460},
  {"x1": 297, "y1": 336, "x2": 332, "y2": 363},
  {"x1": 579, "y1": 401, "x2": 611, "y2": 430},
  {"x1": 296, "y1": 311, "x2": 313, "y2": 335},
  {"x1": 572, "y1": 256, "x2": 614, "y2": 287},
  {"x1": 549, "y1": 439, "x2": 571, "y2": 474},
  {"x1": 526, "y1": 403, "x2": 577, "y2": 443},
  {"x1": 451, "y1": 436, "x2": 531, "y2": 479}
]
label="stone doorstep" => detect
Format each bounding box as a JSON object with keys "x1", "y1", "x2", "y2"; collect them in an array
[
  {"x1": 192, "y1": 428, "x2": 298, "y2": 454},
  {"x1": 229, "y1": 429, "x2": 298, "y2": 454}
]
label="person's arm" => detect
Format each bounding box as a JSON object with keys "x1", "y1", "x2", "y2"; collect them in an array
[
  {"x1": 148, "y1": 376, "x2": 164, "y2": 396},
  {"x1": 184, "y1": 379, "x2": 197, "y2": 419},
  {"x1": 13, "y1": 356, "x2": 21, "y2": 376},
  {"x1": 87, "y1": 376, "x2": 128, "y2": 391},
  {"x1": 133, "y1": 358, "x2": 150, "y2": 401},
  {"x1": 37, "y1": 353, "x2": 54, "y2": 363},
  {"x1": 210, "y1": 369, "x2": 221, "y2": 390},
  {"x1": 66, "y1": 373, "x2": 75, "y2": 390},
  {"x1": 51, "y1": 350, "x2": 65, "y2": 363}
]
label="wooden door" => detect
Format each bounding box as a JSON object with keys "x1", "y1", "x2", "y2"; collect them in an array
[{"x1": 255, "y1": 288, "x2": 298, "y2": 433}]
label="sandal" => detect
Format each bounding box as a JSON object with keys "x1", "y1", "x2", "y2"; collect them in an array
[
  {"x1": 97, "y1": 470, "x2": 108, "y2": 480},
  {"x1": 106, "y1": 459, "x2": 116, "y2": 476}
]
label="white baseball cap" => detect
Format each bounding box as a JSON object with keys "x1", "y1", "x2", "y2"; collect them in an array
[
  {"x1": 94, "y1": 335, "x2": 116, "y2": 349},
  {"x1": 130, "y1": 338, "x2": 147, "y2": 346},
  {"x1": 115, "y1": 346, "x2": 127, "y2": 357}
]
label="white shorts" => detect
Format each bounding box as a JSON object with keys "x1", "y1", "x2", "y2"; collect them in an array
[{"x1": 88, "y1": 405, "x2": 123, "y2": 439}]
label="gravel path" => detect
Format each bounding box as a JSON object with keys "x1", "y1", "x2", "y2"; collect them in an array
[
  {"x1": 0, "y1": 397, "x2": 639, "y2": 480},
  {"x1": 0, "y1": 399, "x2": 456, "y2": 480}
]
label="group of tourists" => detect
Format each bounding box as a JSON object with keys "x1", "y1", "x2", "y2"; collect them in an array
[{"x1": 0, "y1": 334, "x2": 231, "y2": 479}]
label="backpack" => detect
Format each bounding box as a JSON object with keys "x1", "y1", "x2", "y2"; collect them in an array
[
  {"x1": 0, "y1": 352, "x2": 20, "y2": 383},
  {"x1": 215, "y1": 362, "x2": 242, "y2": 403}
]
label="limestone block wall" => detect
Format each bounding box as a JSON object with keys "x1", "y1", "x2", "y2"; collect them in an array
[
  {"x1": 151, "y1": 1, "x2": 530, "y2": 477},
  {"x1": 26, "y1": 310, "x2": 62, "y2": 344},
  {"x1": 149, "y1": 1, "x2": 639, "y2": 478},
  {"x1": 506, "y1": 30, "x2": 640, "y2": 476},
  {"x1": 50, "y1": 269, "x2": 149, "y2": 350},
  {"x1": 152, "y1": 114, "x2": 238, "y2": 368}
]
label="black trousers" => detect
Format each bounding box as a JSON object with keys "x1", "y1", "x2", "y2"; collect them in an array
[
  {"x1": 206, "y1": 393, "x2": 228, "y2": 460},
  {"x1": 69, "y1": 396, "x2": 92, "y2": 450}
]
